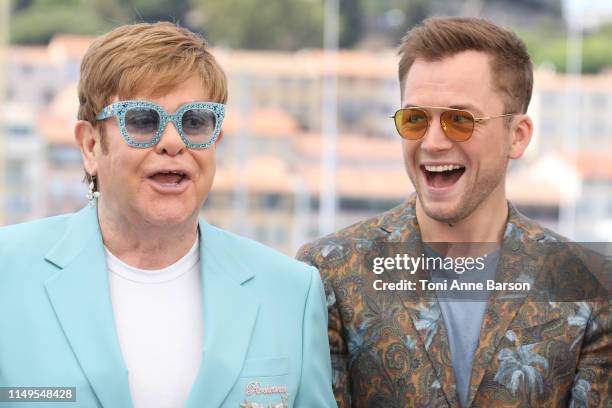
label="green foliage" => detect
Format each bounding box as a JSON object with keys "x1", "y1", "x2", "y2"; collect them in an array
[
  {"x1": 10, "y1": 4, "x2": 114, "y2": 44},
  {"x1": 392, "y1": 0, "x2": 429, "y2": 43},
  {"x1": 339, "y1": 0, "x2": 364, "y2": 48},
  {"x1": 11, "y1": 0, "x2": 35, "y2": 12},
  {"x1": 130, "y1": 0, "x2": 189, "y2": 23},
  {"x1": 192, "y1": 0, "x2": 324, "y2": 50},
  {"x1": 520, "y1": 23, "x2": 612, "y2": 74},
  {"x1": 580, "y1": 32, "x2": 612, "y2": 74}
]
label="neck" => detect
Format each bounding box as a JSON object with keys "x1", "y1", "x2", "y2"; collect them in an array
[
  {"x1": 416, "y1": 188, "x2": 508, "y2": 244},
  {"x1": 97, "y1": 200, "x2": 199, "y2": 270}
]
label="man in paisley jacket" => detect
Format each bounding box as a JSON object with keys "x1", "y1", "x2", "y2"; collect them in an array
[{"x1": 297, "y1": 17, "x2": 611, "y2": 408}]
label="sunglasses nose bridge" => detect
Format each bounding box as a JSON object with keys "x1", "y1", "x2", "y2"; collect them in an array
[
  {"x1": 420, "y1": 112, "x2": 455, "y2": 150},
  {"x1": 420, "y1": 110, "x2": 449, "y2": 140},
  {"x1": 156, "y1": 114, "x2": 187, "y2": 150}
]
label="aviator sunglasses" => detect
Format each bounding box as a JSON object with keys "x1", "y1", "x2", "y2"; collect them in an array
[
  {"x1": 392, "y1": 106, "x2": 516, "y2": 142},
  {"x1": 96, "y1": 100, "x2": 225, "y2": 149}
]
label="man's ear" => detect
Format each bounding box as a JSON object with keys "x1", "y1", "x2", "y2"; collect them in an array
[
  {"x1": 75, "y1": 120, "x2": 99, "y2": 175},
  {"x1": 508, "y1": 114, "x2": 533, "y2": 160}
]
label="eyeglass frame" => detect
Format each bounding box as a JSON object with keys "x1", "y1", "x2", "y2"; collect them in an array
[
  {"x1": 391, "y1": 106, "x2": 517, "y2": 142},
  {"x1": 95, "y1": 100, "x2": 226, "y2": 149}
]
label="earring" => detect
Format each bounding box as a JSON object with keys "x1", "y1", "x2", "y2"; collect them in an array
[{"x1": 86, "y1": 175, "x2": 100, "y2": 206}]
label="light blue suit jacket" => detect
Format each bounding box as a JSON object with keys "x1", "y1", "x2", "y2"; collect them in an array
[{"x1": 0, "y1": 206, "x2": 336, "y2": 407}]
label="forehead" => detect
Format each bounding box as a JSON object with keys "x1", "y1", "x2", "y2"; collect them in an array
[
  {"x1": 119, "y1": 75, "x2": 210, "y2": 111},
  {"x1": 402, "y1": 51, "x2": 502, "y2": 113}
]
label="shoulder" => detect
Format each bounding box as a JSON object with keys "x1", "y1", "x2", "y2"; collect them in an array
[
  {"x1": 203, "y1": 221, "x2": 317, "y2": 291},
  {"x1": 297, "y1": 200, "x2": 413, "y2": 268},
  {"x1": 0, "y1": 212, "x2": 76, "y2": 286},
  {"x1": 508, "y1": 203, "x2": 610, "y2": 300},
  {"x1": 0, "y1": 213, "x2": 73, "y2": 256},
  {"x1": 506, "y1": 201, "x2": 569, "y2": 243}
]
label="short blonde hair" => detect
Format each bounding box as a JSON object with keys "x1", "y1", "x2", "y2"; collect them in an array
[{"x1": 78, "y1": 22, "x2": 228, "y2": 125}]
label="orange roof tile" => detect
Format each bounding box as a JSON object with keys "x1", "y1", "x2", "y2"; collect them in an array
[{"x1": 48, "y1": 35, "x2": 94, "y2": 61}]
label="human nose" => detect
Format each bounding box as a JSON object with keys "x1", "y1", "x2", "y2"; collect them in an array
[
  {"x1": 419, "y1": 113, "x2": 454, "y2": 153},
  {"x1": 154, "y1": 120, "x2": 185, "y2": 156}
]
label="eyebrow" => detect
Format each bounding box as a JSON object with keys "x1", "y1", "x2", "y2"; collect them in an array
[{"x1": 402, "y1": 103, "x2": 483, "y2": 115}]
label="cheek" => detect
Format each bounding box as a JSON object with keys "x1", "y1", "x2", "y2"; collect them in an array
[
  {"x1": 113, "y1": 153, "x2": 143, "y2": 177},
  {"x1": 193, "y1": 151, "x2": 217, "y2": 183},
  {"x1": 101, "y1": 151, "x2": 147, "y2": 193},
  {"x1": 465, "y1": 141, "x2": 506, "y2": 176},
  {"x1": 401, "y1": 141, "x2": 417, "y2": 167}
]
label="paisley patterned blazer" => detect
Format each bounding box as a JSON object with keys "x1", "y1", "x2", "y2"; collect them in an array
[{"x1": 297, "y1": 194, "x2": 611, "y2": 408}]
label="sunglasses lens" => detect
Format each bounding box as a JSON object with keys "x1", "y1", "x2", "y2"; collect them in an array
[
  {"x1": 395, "y1": 108, "x2": 428, "y2": 140},
  {"x1": 125, "y1": 108, "x2": 160, "y2": 142},
  {"x1": 440, "y1": 110, "x2": 474, "y2": 141},
  {"x1": 182, "y1": 109, "x2": 217, "y2": 144}
]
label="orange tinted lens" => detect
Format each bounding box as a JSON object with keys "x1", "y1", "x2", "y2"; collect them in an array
[
  {"x1": 440, "y1": 110, "x2": 474, "y2": 141},
  {"x1": 395, "y1": 108, "x2": 428, "y2": 140}
]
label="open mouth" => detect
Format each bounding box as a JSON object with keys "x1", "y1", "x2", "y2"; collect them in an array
[
  {"x1": 148, "y1": 170, "x2": 189, "y2": 186},
  {"x1": 420, "y1": 164, "x2": 466, "y2": 189}
]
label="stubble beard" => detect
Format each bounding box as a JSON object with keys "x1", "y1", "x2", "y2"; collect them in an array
[{"x1": 412, "y1": 164, "x2": 507, "y2": 225}]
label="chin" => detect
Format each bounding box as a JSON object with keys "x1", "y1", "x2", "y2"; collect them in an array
[
  {"x1": 140, "y1": 203, "x2": 196, "y2": 227},
  {"x1": 425, "y1": 208, "x2": 462, "y2": 224},
  {"x1": 419, "y1": 195, "x2": 467, "y2": 224}
]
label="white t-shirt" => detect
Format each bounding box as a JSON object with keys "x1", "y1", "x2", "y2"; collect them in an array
[{"x1": 106, "y1": 237, "x2": 203, "y2": 408}]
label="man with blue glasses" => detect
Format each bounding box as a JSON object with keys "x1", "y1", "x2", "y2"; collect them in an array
[{"x1": 0, "y1": 22, "x2": 335, "y2": 408}]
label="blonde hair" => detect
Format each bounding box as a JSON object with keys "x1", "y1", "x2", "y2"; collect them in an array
[
  {"x1": 78, "y1": 22, "x2": 228, "y2": 184},
  {"x1": 398, "y1": 17, "x2": 533, "y2": 114}
]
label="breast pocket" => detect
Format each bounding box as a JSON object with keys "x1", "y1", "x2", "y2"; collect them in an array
[
  {"x1": 240, "y1": 356, "x2": 290, "y2": 377},
  {"x1": 230, "y1": 357, "x2": 292, "y2": 408}
]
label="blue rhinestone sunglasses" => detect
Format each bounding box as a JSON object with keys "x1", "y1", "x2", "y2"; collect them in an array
[{"x1": 95, "y1": 100, "x2": 225, "y2": 149}]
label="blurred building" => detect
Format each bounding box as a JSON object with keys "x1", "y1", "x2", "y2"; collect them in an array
[
  {"x1": 216, "y1": 49, "x2": 399, "y2": 137},
  {"x1": 7, "y1": 36, "x2": 88, "y2": 110},
  {"x1": 0, "y1": 103, "x2": 45, "y2": 224},
  {"x1": 531, "y1": 70, "x2": 612, "y2": 152},
  {"x1": 3, "y1": 35, "x2": 612, "y2": 252}
]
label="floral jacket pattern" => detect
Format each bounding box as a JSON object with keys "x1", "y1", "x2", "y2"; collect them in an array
[{"x1": 297, "y1": 195, "x2": 611, "y2": 407}]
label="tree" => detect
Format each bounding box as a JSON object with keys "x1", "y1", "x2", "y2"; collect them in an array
[
  {"x1": 129, "y1": 0, "x2": 190, "y2": 24},
  {"x1": 339, "y1": 0, "x2": 364, "y2": 48},
  {"x1": 10, "y1": 3, "x2": 114, "y2": 44},
  {"x1": 9, "y1": 0, "x2": 195, "y2": 44},
  {"x1": 190, "y1": 0, "x2": 324, "y2": 50}
]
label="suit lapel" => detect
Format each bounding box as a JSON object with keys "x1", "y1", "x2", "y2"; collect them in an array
[
  {"x1": 381, "y1": 198, "x2": 459, "y2": 408},
  {"x1": 465, "y1": 205, "x2": 547, "y2": 407},
  {"x1": 44, "y1": 206, "x2": 132, "y2": 408},
  {"x1": 186, "y1": 220, "x2": 259, "y2": 408}
]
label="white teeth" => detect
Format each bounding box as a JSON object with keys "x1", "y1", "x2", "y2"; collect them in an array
[{"x1": 424, "y1": 164, "x2": 464, "y2": 172}]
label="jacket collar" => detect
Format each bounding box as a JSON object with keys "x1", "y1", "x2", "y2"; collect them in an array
[
  {"x1": 44, "y1": 205, "x2": 132, "y2": 408},
  {"x1": 44, "y1": 206, "x2": 259, "y2": 408},
  {"x1": 188, "y1": 219, "x2": 259, "y2": 407}
]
